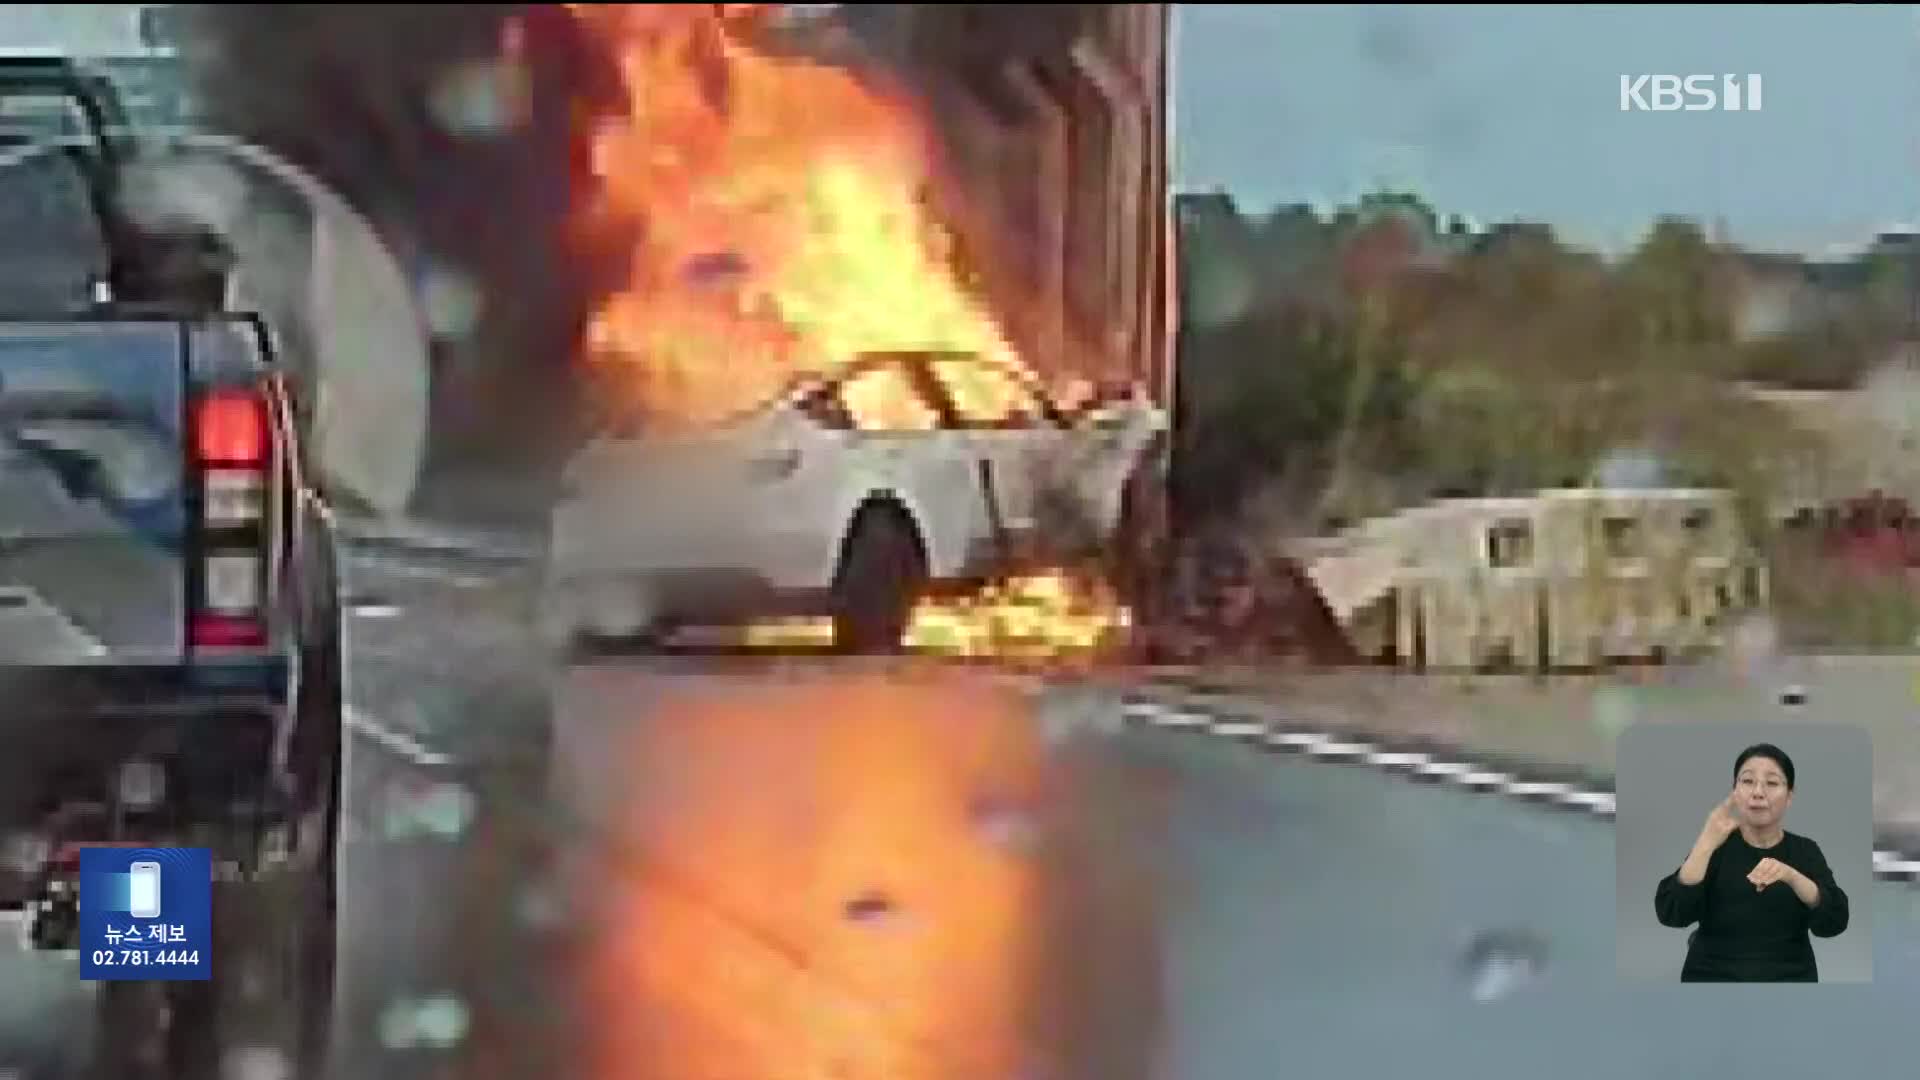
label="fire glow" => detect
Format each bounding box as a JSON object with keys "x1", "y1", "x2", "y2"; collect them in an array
[
  {"x1": 904, "y1": 573, "x2": 1131, "y2": 659},
  {"x1": 568, "y1": 2, "x2": 1023, "y2": 429},
  {"x1": 568, "y1": 4, "x2": 1131, "y2": 656}
]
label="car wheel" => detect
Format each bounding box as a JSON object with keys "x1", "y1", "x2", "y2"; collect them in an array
[{"x1": 832, "y1": 506, "x2": 927, "y2": 654}]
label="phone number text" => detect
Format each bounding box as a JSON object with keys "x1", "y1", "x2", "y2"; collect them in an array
[{"x1": 89, "y1": 949, "x2": 201, "y2": 966}]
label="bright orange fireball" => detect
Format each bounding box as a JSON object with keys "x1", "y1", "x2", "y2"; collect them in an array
[{"x1": 568, "y1": 2, "x2": 1023, "y2": 430}]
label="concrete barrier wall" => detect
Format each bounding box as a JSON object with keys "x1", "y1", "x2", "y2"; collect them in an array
[{"x1": 1336, "y1": 489, "x2": 1764, "y2": 670}]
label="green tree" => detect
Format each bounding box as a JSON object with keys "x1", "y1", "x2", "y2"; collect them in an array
[
  {"x1": 1617, "y1": 216, "x2": 1730, "y2": 349},
  {"x1": 1173, "y1": 299, "x2": 1415, "y2": 529}
]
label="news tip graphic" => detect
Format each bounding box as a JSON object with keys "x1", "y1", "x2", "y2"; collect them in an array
[{"x1": 78, "y1": 847, "x2": 212, "y2": 981}]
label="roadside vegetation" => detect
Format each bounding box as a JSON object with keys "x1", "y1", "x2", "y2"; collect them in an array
[{"x1": 1173, "y1": 191, "x2": 1918, "y2": 650}]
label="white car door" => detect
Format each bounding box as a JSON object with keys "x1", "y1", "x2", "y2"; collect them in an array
[{"x1": 922, "y1": 354, "x2": 1069, "y2": 563}]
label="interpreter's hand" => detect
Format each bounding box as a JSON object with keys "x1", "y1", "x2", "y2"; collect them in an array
[
  {"x1": 1701, "y1": 795, "x2": 1741, "y2": 846},
  {"x1": 1748, "y1": 858, "x2": 1800, "y2": 892}
]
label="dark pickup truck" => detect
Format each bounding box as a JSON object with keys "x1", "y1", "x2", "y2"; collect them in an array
[{"x1": 0, "y1": 310, "x2": 344, "y2": 1078}]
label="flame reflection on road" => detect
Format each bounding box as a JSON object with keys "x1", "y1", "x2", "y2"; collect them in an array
[{"x1": 557, "y1": 668, "x2": 1168, "y2": 1080}]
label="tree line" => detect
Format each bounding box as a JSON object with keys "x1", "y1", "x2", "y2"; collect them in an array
[{"x1": 1170, "y1": 191, "x2": 1909, "y2": 536}]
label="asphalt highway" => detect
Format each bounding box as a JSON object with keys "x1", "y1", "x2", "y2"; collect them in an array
[{"x1": 2, "y1": 540, "x2": 1919, "y2": 1079}]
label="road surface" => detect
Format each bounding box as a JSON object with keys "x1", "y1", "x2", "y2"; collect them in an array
[{"x1": 3, "y1": 539, "x2": 1920, "y2": 1078}]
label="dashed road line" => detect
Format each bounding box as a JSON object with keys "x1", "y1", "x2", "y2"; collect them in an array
[
  {"x1": 346, "y1": 551, "x2": 494, "y2": 590},
  {"x1": 1147, "y1": 709, "x2": 1212, "y2": 730},
  {"x1": 1265, "y1": 731, "x2": 1326, "y2": 750},
  {"x1": 1873, "y1": 851, "x2": 1920, "y2": 877},
  {"x1": 345, "y1": 705, "x2": 453, "y2": 769},
  {"x1": 1114, "y1": 686, "x2": 1920, "y2": 885}
]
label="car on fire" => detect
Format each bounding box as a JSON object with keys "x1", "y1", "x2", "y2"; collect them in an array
[{"x1": 544, "y1": 348, "x2": 1169, "y2": 653}]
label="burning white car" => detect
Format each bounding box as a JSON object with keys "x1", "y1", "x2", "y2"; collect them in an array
[{"x1": 543, "y1": 349, "x2": 1167, "y2": 653}]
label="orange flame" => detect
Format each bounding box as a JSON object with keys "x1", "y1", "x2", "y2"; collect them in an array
[
  {"x1": 905, "y1": 572, "x2": 1132, "y2": 660},
  {"x1": 734, "y1": 571, "x2": 1133, "y2": 658},
  {"x1": 571, "y1": 5, "x2": 1134, "y2": 661},
  {"x1": 569, "y1": 3, "x2": 1021, "y2": 429}
]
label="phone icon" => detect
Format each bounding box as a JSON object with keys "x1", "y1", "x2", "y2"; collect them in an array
[{"x1": 128, "y1": 860, "x2": 162, "y2": 920}]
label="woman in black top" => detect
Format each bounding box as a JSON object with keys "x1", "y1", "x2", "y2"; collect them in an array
[{"x1": 1654, "y1": 743, "x2": 1850, "y2": 981}]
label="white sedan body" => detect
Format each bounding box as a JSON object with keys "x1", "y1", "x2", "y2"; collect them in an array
[{"x1": 544, "y1": 351, "x2": 1165, "y2": 640}]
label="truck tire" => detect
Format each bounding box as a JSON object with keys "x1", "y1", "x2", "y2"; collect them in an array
[
  {"x1": 91, "y1": 981, "x2": 172, "y2": 1080},
  {"x1": 292, "y1": 522, "x2": 343, "y2": 1067},
  {"x1": 290, "y1": 603, "x2": 342, "y2": 1073},
  {"x1": 299, "y1": 606, "x2": 343, "y2": 915},
  {"x1": 157, "y1": 868, "x2": 335, "y2": 1080},
  {"x1": 831, "y1": 505, "x2": 927, "y2": 654},
  {"x1": 146, "y1": 574, "x2": 342, "y2": 1078}
]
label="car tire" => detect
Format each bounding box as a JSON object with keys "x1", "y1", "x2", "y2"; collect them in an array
[{"x1": 831, "y1": 505, "x2": 927, "y2": 654}]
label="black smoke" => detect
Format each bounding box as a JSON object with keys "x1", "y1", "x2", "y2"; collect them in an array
[{"x1": 171, "y1": 5, "x2": 630, "y2": 505}]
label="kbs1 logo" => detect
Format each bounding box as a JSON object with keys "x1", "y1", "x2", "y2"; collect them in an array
[{"x1": 1619, "y1": 74, "x2": 1763, "y2": 112}]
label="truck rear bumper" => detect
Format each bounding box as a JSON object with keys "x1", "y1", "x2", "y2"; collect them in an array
[{"x1": 0, "y1": 661, "x2": 290, "y2": 908}]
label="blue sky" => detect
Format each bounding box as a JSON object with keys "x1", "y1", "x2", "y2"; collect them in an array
[{"x1": 1173, "y1": 4, "x2": 1920, "y2": 256}]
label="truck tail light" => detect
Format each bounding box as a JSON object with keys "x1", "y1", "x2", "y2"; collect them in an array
[
  {"x1": 193, "y1": 389, "x2": 269, "y2": 468},
  {"x1": 188, "y1": 387, "x2": 271, "y2": 652}
]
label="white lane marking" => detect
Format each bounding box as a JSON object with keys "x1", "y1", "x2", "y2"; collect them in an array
[
  {"x1": 1508, "y1": 781, "x2": 1574, "y2": 799},
  {"x1": 1053, "y1": 690, "x2": 1920, "y2": 880},
  {"x1": 1872, "y1": 851, "x2": 1920, "y2": 876},
  {"x1": 345, "y1": 705, "x2": 453, "y2": 768},
  {"x1": 0, "y1": 585, "x2": 108, "y2": 657},
  {"x1": 1307, "y1": 739, "x2": 1372, "y2": 758},
  {"x1": 352, "y1": 603, "x2": 403, "y2": 620},
  {"x1": 1563, "y1": 791, "x2": 1616, "y2": 814},
  {"x1": 1264, "y1": 730, "x2": 1327, "y2": 750},
  {"x1": 349, "y1": 554, "x2": 492, "y2": 590},
  {"x1": 1459, "y1": 770, "x2": 1515, "y2": 788},
  {"x1": 1124, "y1": 693, "x2": 1912, "y2": 879}
]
